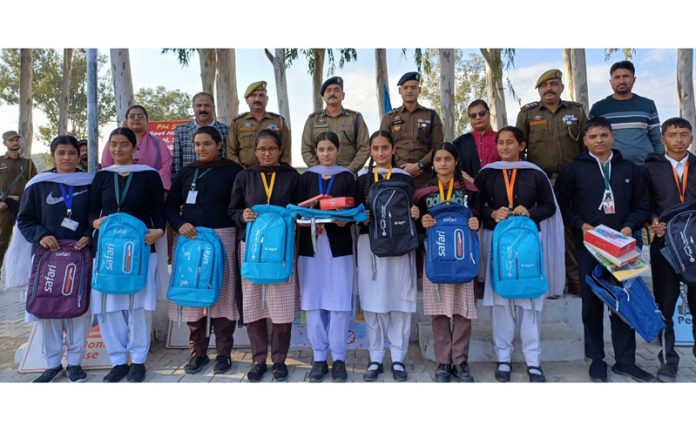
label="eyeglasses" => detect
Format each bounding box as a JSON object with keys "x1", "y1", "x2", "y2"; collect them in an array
[
  {"x1": 127, "y1": 114, "x2": 146, "y2": 120},
  {"x1": 255, "y1": 147, "x2": 279, "y2": 154},
  {"x1": 469, "y1": 110, "x2": 488, "y2": 119}
]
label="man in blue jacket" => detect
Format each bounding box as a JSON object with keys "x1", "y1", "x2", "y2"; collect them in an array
[{"x1": 555, "y1": 116, "x2": 655, "y2": 382}]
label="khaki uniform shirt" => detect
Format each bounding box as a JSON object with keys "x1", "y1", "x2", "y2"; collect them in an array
[
  {"x1": 301, "y1": 108, "x2": 369, "y2": 172},
  {"x1": 0, "y1": 154, "x2": 37, "y2": 200},
  {"x1": 380, "y1": 103, "x2": 444, "y2": 167},
  {"x1": 515, "y1": 100, "x2": 587, "y2": 176},
  {"x1": 227, "y1": 111, "x2": 291, "y2": 167}
]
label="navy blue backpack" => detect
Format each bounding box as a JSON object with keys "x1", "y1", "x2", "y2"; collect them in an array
[{"x1": 425, "y1": 203, "x2": 479, "y2": 283}]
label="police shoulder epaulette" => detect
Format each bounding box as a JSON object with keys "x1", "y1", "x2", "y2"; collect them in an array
[
  {"x1": 565, "y1": 100, "x2": 584, "y2": 108},
  {"x1": 307, "y1": 111, "x2": 322, "y2": 120},
  {"x1": 267, "y1": 111, "x2": 281, "y2": 118},
  {"x1": 520, "y1": 101, "x2": 540, "y2": 111},
  {"x1": 233, "y1": 112, "x2": 249, "y2": 121}
]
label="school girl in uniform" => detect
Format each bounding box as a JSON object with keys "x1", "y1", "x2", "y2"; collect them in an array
[
  {"x1": 12, "y1": 135, "x2": 93, "y2": 382},
  {"x1": 474, "y1": 126, "x2": 562, "y2": 383},
  {"x1": 415, "y1": 142, "x2": 480, "y2": 383},
  {"x1": 89, "y1": 127, "x2": 166, "y2": 383},
  {"x1": 297, "y1": 131, "x2": 358, "y2": 383},
  {"x1": 229, "y1": 129, "x2": 300, "y2": 382},
  {"x1": 356, "y1": 130, "x2": 419, "y2": 382},
  {"x1": 166, "y1": 126, "x2": 243, "y2": 375}
]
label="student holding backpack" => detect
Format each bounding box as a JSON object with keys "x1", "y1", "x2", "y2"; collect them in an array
[
  {"x1": 229, "y1": 129, "x2": 300, "y2": 382},
  {"x1": 296, "y1": 131, "x2": 359, "y2": 383},
  {"x1": 166, "y1": 126, "x2": 243, "y2": 375},
  {"x1": 9, "y1": 135, "x2": 94, "y2": 382},
  {"x1": 89, "y1": 127, "x2": 166, "y2": 383},
  {"x1": 555, "y1": 117, "x2": 654, "y2": 382},
  {"x1": 414, "y1": 142, "x2": 480, "y2": 383},
  {"x1": 642, "y1": 117, "x2": 696, "y2": 382},
  {"x1": 356, "y1": 130, "x2": 419, "y2": 382},
  {"x1": 475, "y1": 126, "x2": 560, "y2": 383}
]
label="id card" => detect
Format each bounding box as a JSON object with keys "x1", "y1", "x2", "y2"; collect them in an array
[
  {"x1": 61, "y1": 217, "x2": 79, "y2": 231},
  {"x1": 186, "y1": 190, "x2": 198, "y2": 204},
  {"x1": 602, "y1": 193, "x2": 615, "y2": 214}
]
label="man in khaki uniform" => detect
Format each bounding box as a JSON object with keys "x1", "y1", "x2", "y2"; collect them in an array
[
  {"x1": 301, "y1": 76, "x2": 370, "y2": 172},
  {"x1": 380, "y1": 72, "x2": 444, "y2": 188},
  {"x1": 516, "y1": 69, "x2": 588, "y2": 296},
  {"x1": 0, "y1": 131, "x2": 37, "y2": 267},
  {"x1": 228, "y1": 81, "x2": 292, "y2": 167}
]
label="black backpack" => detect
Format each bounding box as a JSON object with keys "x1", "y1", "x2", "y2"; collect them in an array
[
  {"x1": 660, "y1": 201, "x2": 696, "y2": 284},
  {"x1": 367, "y1": 179, "x2": 419, "y2": 257}
]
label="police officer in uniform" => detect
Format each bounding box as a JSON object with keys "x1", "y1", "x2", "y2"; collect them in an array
[
  {"x1": 228, "y1": 81, "x2": 292, "y2": 167},
  {"x1": 515, "y1": 69, "x2": 588, "y2": 296},
  {"x1": 380, "y1": 72, "x2": 444, "y2": 188},
  {"x1": 0, "y1": 130, "x2": 37, "y2": 267},
  {"x1": 301, "y1": 76, "x2": 370, "y2": 172}
]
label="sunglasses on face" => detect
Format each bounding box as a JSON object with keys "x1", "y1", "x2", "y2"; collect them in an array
[{"x1": 469, "y1": 110, "x2": 488, "y2": 119}]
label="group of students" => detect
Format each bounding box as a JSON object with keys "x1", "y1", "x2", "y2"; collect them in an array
[{"x1": 7, "y1": 102, "x2": 696, "y2": 384}]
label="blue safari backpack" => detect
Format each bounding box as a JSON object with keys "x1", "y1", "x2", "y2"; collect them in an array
[
  {"x1": 425, "y1": 203, "x2": 479, "y2": 283},
  {"x1": 490, "y1": 215, "x2": 547, "y2": 299},
  {"x1": 92, "y1": 212, "x2": 150, "y2": 295},
  {"x1": 241, "y1": 204, "x2": 295, "y2": 284},
  {"x1": 168, "y1": 227, "x2": 225, "y2": 308}
]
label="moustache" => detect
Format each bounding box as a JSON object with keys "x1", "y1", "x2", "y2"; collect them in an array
[
  {"x1": 198, "y1": 111, "x2": 209, "y2": 115},
  {"x1": 544, "y1": 91, "x2": 557, "y2": 96}
]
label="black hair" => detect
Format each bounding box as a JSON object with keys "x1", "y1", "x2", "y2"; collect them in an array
[
  {"x1": 582, "y1": 116, "x2": 613, "y2": 136},
  {"x1": 496, "y1": 126, "x2": 527, "y2": 160},
  {"x1": 192, "y1": 92, "x2": 215, "y2": 106},
  {"x1": 314, "y1": 131, "x2": 340, "y2": 149},
  {"x1": 467, "y1": 99, "x2": 490, "y2": 113},
  {"x1": 255, "y1": 129, "x2": 282, "y2": 149},
  {"x1": 193, "y1": 126, "x2": 222, "y2": 144},
  {"x1": 610, "y1": 60, "x2": 635, "y2": 76},
  {"x1": 661, "y1": 117, "x2": 693, "y2": 134},
  {"x1": 430, "y1": 142, "x2": 467, "y2": 190},
  {"x1": 109, "y1": 127, "x2": 137, "y2": 147},
  {"x1": 76, "y1": 139, "x2": 88, "y2": 148},
  {"x1": 50, "y1": 135, "x2": 80, "y2": 155},
  {"x1": 125, "y1": 104, "x2": 149, "y2": 120},
  {"x1": 363, "y1": 130, "x2": 398, "y2": 199}
]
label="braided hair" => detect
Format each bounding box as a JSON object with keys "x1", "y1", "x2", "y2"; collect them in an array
[{"x1": 363, "y1": 130, "x2": 397, "y2": 199}]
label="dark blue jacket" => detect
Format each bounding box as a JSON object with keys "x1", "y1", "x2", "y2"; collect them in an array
[{"x1": 554, "y1": 149, "x2": 650, "y2": 242}]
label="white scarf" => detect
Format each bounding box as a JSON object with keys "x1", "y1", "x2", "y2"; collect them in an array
[
  {"x1": 307, "y1": 165, "x2": 354, "y2": 177},
  {"x1": 357, "y1": 166, "x2": 411, "y2": 177},
  {"x1": 102, "y1": 163, "x2": 156, "y2": 174},
  {"x1": 4, "y1": 171, "x2": 94, "y2": 290}
]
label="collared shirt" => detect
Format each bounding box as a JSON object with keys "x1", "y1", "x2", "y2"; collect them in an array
[
  {"x1": 380, "y1": 103, "x2": 444, "y2": 167},
  {"x1": 665, "y1": 153, "x2": 687, "y2": 179},
  {"x1": 473, "y1": 128, "x2": 499, "y2": 167},
  {"x1": 228, "y1": 111, "x2": 291, "y2": 167},
  {"x1": 172, "y1": 120, "x2": 229, "y2": 176}
]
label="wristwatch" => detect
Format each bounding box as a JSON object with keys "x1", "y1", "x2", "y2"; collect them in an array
[{"x1": 417, "y1": 161, "x2": 425, "y2": 170}]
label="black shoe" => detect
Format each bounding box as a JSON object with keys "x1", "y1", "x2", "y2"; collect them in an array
[
  {"x1": 612, "y1": 362, "x2": 657, "y2": 382},
  {"x1": 127, "y1": 363, "x2": 146, "y2": 382},
  {"x1": 362, "y1": 362, "x2": 383, "y2": 382},
  {"x1": 33, "y1": 365, "x2": 65, "y2": 383},
  {"x1": 452, "y1": 361, "x2": 474, "y2": 383},
  {"x1": 213, "y1": 355, "x2": 232, "y2": 375},
  {"x1": 527, "y1": 366, "x2": 546, "y2": 383},
  {"x1": 272, "y1": 362, "x2": 289, "y2": 382},
  {"x1": 656, "y1": 362, "x2": 678, "y2": 383},
  {"x1": 184, "y1": 354, "x2": 210, "y2": 375},
  {"x1": 308, "y1": 361, "x2": 329, "y2": 383},
  {"x1": 589, "y1": 359, "x2": 608, "y2": 382},
  {"x1": 331, "y1": 360, "x2": 347, "y2": 382},
  {"x1": 433, "y1": 363, "x2": 452, "y2": 383},
  {"x1": 391, "y1": 361, "x2": 408, "y2": 382},
  {"x1": 66, "y1": 365, "x2": 87, "y2": 382},
  {"x1": 103, "y1": 364, "x2": 129, "y2": 383},
  {"x1": 494, "y1": 362, "x2": 511, "y2": 383},
  {"x1": 247, "y1": 363, "x2": 268, "y2": 382}
]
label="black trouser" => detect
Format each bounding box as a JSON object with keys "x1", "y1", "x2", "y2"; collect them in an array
[
  {"x1": 187, "y1": 316, "x2": 236, "y2": 357},
  {"x1": 650, "y1": 236, "x2": 696, "y2": 365},
  {"x1": 576, "y1": 239, "x2": 636, "y2": 364}
]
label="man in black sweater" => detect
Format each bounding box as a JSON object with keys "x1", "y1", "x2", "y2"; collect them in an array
[
  {"x1": 555, "y1": 116, "x2": 654, "y2": 383},
  {"x1": 642, "y1": 117, "x2": 696, "y2": 382}
]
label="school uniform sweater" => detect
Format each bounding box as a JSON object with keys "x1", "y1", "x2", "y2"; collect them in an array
[
  {"x1": 641, "y1": 152, "x2": 696, "y2": 218},
  {"x1": 166, "y1": 160, "x2": 243, "y2": 230},
  {"x1": 296, "y1": 170, "x2": 359, "y2": 257},
  {"x1": 474, "y1": 167, "x2": 556, "y2": 230},
  {"x1": 228, "y1": 163, "x2": 300, "y2": 242}
]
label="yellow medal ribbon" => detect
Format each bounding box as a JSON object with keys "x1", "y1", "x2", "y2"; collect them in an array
[
  {"x1": 438, "y1": 177, "x2": 454, "y2": 204},
  {"x1": 373, "y1": 166, "x2": 393, "y2": 183},
  {"x1": 260, "y1": 172, "x2": 276, "y2": 204}
]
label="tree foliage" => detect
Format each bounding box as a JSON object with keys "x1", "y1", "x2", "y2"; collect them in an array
[
  {"x1": 0, "y1": 48, "x2": 115, "y2": 145},
  {"x1": 419, "y1": 49, "x2": 487, "y2": 136},
  {"x1": 285, "y1": 49, "x2": 358, "y2": 76},
  {"x1": 134, "y1": 86, "x2": 192, "y2": 121}
]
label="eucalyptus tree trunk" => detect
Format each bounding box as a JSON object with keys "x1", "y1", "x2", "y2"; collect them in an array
[
  {"x1": 59, "y1": 48, "x2": 73, "y2": 135},
  {"x1": 264, "y1": 48, "x2": 292, "y2": 129},
  {"x1": 214, "y1": 49, "x2": 239, "y2": 125},
  {"x1": 480, "y1": 48, "x2": 507, "y2": 129},
  {"x1": 677, "y1": 48, "x2": 696, "y2": 150},
  {"x1": 439, "y1": 49, "x2": 455, "y2": 141},
  {"x1": 110, "y1": 49, "x2": 134, "y2": 126},
  {"x1": 562, "y1": 49, "x2": 575, "y2": 100},
  {"x1": 375, "y1": 48, "x2": 389, "y2": 119},
  {"x1": 198, "y1": 49, "x2": 216, "y2": 95},
  {"x1": 19, "y1": 49, "x2": 33, "y2": 157},
  {"x1": 312, "y1": 49, "x2": 326, "y2": 112},
  {"x1": 570, "y1": 49, "x2": 589, "y2": 112}
]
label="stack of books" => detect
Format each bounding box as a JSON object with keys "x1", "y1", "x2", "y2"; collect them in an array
[{"x1": 583, "y1": 225, "x2": 649, "y2": 281}]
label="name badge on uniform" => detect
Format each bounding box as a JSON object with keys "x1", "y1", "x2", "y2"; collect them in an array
[
  {"x1": 601, "y1": 191, "x2": 615, "y2": 215},
  {"x1": 61, "y1": 217, "x2": 79, "y2": 231},
  {"x1": 562, "y1": 114, "x2": 578, "y2": 125},
  {"x1": 417, "y1": 119, "x2": 431, "y2": 128},
  {"x1": 186, "y1": 190, "x2": 198, "y2": 204},
  {"x1": 267, "y1": 123, "x2": 279, "y2": 131}
]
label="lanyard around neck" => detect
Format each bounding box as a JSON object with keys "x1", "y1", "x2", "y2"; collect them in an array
[
  {"x1": 58, "y1": 183, "x2": 74, "y2": 218},
  {"x1": 113, "y1": 172, "x2": 133, "y2": 212},
  {"x1": 318, "y1": 174, "x2": 336, "y2": 196},
  {"x1": 503, "y1": 168, "x2": 518, "y2": 208},
  {"x1": 190, "y1": 168, "x2": 212, "y2": 191},
  {"x1": 260, "y1": 172, "x2": 276, "y2": 204},
  {"x1": 438, "y1": 177, "x2": 454, "y2": 204},
  {"x1": 673, "y1": 163, "x2": 689, "y2": 203},
  {"x1": 373, "y1": 166, "x2": 393, "y2": 183}
]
